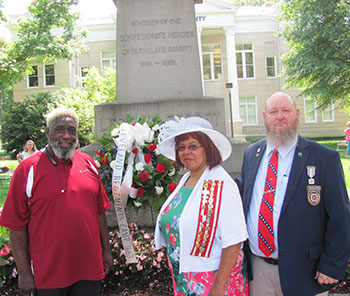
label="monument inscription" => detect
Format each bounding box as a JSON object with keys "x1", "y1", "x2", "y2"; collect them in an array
[{"x1": 116, "y1": 0, "x2": 203, "y2": 103}]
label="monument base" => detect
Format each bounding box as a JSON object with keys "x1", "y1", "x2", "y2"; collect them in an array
[
  {"x1": 90, "y1": 97, "x2": 249, "y2": 228},
  {"x1": 95, "y1": 97, "x2": 228, "y2": 138}
]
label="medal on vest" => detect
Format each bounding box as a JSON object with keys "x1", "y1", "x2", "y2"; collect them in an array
[
  {"x1": 307, "y1": 185, "x2": 321, "y2": 206},
  {"x1": 307, "y1": 166, "x2": 316, "y2": 185}
]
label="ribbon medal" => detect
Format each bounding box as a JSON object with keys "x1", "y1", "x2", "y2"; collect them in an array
[{"x1": 307, "y1": 166, "x2": 316, "y2": 185}]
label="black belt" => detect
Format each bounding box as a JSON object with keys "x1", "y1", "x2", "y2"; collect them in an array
[{"x1": 259, "y1": 256, "x2": 278, "y2": 265}]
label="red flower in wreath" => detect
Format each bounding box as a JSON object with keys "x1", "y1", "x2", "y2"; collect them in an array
[
  {"x1": 156, "y1": 163, "x2": 166, "y2": 173},
  {"x1": 169, "y1": 183, "x2": 177, "y2": 193},
  {"x1": 96, "y1": 150, "x2": 102, "y2": 156},
  {"x1": 147, "y1": 144, "x2": 157, "y2": 152},
  {"x1": 137, "y1": 187, "x2": 145, "y2": 197},
  {"x1": 132, "y1": 147, "x2": 138, "y2": 154},
  {"x1": 101, "y1": 154, "x2": 109, "y2": 165},
  {"x1": 144, "y1": 154, "x2": 151, "y2": 164},
  {"x1": 139, "y1": 172, "x2": 149, "y2": 182}
]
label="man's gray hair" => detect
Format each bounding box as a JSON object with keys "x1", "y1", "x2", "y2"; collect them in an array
[{"x1": 46, "y1": 108, "x2": 79, "y2": 130}]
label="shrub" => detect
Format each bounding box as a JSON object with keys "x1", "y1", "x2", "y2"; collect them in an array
[
  {"x1": 0, "y1": 226, "x2": 16, "y2": 288},
  {"x1": 108, "y1": 223, "x2": 168, "y2": 276}
]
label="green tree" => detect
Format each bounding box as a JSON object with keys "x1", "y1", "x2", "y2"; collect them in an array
[
  {"x1": 2, "y1": 92, "x2": 58, "y2": 155},
  {"x1": 1, "y1": 67, "x2": 115, "y2": 154},
  {"x1": 54, "y1": 67, "x2": 116, "y2": 147},
  {"x1": 0, "y1": 0, "x2": 86, "y2": 87},
  {"x1": 0, "y1": 0, "x2": 86, "y2": 134},
  {"x1": 278, "y1": 0, "x2": 350, "y2": 108}
]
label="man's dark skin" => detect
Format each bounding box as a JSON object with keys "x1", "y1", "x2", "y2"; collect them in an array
[{"x1": 9, "y1": 116, "x2": 112, "y2": 295}]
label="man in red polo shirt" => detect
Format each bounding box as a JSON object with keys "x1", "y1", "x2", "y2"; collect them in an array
[{"x1": 0, "y1": 108, "x2": 112, "y2": 296}]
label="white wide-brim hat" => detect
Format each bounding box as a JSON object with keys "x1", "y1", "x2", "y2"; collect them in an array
[{"x1": 157, "y1": 116, "x2": 232, "y2": 161}]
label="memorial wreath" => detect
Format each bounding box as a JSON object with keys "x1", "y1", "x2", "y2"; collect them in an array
[{"x1": 95, "y1": 114, "x2": 179, "y2": 213}]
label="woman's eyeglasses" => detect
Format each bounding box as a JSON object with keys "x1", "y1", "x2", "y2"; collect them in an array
[{"x1": 176, "y1": 144, "x2": 203, "y2": 152}]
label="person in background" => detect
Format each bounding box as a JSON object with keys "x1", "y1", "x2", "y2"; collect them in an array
[
  {"x1": 237, "y1": 91, "x2": 350, "y2": 296},
  {"x1": 155, "y1": 117, "x2": 248, "y2": 296},
  {"x1": 0, "y1": 108, "x2": 112, "y2": 296},
  {"x1": 344, "y1": 121, "x2": 350, "y2": 157},
  {"x1": 16, "y1": 139, "x2": 38, "y2": 163}
]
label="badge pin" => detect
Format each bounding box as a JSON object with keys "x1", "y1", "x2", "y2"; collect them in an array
[
  {"x1": 307, "y1": 185, "x2": 321, "y2": 206},
  {"x1": 298, "y1": 152, "x2": 302, "y2": 157}
]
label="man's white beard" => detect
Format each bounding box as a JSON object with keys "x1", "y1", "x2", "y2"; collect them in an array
[
  {"x1": 266, "y1": 121, "x2": 298, "y2": 148},
  {"x1": 49, "y1": 138, "x2": 76, "y2": 160}
]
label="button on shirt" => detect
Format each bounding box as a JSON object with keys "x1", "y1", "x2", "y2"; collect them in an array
[{"x1": 247, "y1": 138, "x2": 297, "y2": 259}]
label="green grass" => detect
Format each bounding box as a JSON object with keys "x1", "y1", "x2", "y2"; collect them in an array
[{"x1": 0, "y1": 160, "x2": 18, "y2": 205}]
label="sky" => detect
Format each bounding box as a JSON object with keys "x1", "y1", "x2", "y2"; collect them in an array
[
  {"x1": 2, "y1": 0, "x2": 116, "y2": 17},
  {"x1": 0, "y1": 0, "x2": 116, "y2": 39}
]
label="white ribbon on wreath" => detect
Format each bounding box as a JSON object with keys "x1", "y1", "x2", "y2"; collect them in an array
[{"x1": 114, "y1": 122, "x2": 155, "y2": 204}]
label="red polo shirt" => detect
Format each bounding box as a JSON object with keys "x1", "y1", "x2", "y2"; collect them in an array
[{"x1": 0, "y1": 150, "x2": 111, "y2": 289}]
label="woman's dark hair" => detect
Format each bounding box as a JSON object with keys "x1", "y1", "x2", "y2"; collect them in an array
[{"x1": 174, "y1": 131, "x2": 222, "y2": 169}]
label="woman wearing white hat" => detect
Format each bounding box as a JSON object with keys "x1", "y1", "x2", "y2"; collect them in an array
[{"x1": 155, "y1": 117, "x2": 248, "y2": 296}]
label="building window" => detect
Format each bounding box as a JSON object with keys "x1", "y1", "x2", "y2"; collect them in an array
[
  {"x1": 28, "y1": 65, "x2": 39, "y2": 88},
  {"x1": 44, "y1": 64, "x2": 55, "y2": 86},
  {"x1": 236, "y1": 43, "x2": 255, "y2": 79},
  {"x1": 80, "y1": 67, "x2": 90, "y2": 87},
  {"x1": 239, "y1": 96, "x2": 258, "y2": 125},
  {"x1": 101, "y1": 51, "x2": 116, "y2": 73},
  {"x1": 322, "y1": 102, "x2": 334, "y2": 122},
  {"x1": 266, "y1": 56, "x2": 276, "y2": 78},
  {"x1": 202, "y1": 44, "x2": 223, "y2": 80},
  {"x1": 304, "y1": 98, "x2": 317, "y2": 123}
]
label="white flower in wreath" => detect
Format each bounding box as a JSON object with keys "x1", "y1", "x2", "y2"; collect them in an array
[
  {"x1": 168, "y1": 167, "x2": 176, "y2": 176},
  {"x1": 94, "y1": 159, "x2": 101, "y2": 168},
  {"x1": 134, "y1": 201, "x2": 142, "y2": 207},
  {"x1": 135, "y1": 162, "x2": 145, "y2": 172},
  {"x1": 109, "y1": 160, "x2": 116, "y2": 169},
  {"x1": 111, "y1": 127, "x2": 120, "y2": 137},
  {"x1": 152, "y1": 124, "x2": 160, "y2": 132},
  {"x1": 155, "y1": 186, "x2": 164, "y2": 195},
  {"x1": 154, "y1": 148, "x2": 160, "y2": 156}
]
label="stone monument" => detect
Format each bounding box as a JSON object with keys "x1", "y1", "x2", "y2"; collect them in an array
[
  {"x1": 116, "y1": 0, "x2": 203, "y2": 103},
  {"x1": 94, "y1": 0, "x2": 249, "y2": 227}
]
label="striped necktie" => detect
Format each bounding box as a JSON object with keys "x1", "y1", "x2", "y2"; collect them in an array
[{"x1": 258, "y1": 148, "x2": 278, "y2": 257}]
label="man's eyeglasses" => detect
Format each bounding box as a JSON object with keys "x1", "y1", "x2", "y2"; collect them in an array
[{"x1": 176, "y1": 144, "x2": 203, "y2": 153}]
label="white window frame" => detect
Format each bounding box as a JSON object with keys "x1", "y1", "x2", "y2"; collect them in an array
[
  {"x1": 322, "y1": 101, "x2": 335, "y2": 122},
  {"x1": 266, "y1": 56, "x2": 277, "y2": 78},
  {"x1": 44, "y1": 64, "x2": 55, "y2": 87},
  {"x1": 27, "y1": 65, "x2": 39, "y2": 88},
  {"x1": 304, "y1": 98, "x2": 317, "y2": 123},
  {"x1": 101, "y1": 51, "x2": 116, "y2": 73},
  {"x1": 236, "y1": 43, "x2": 255, "y2": 79},
  {"x1": 239, "y1": 96, "x2": 258, "y2": 125},
  {"x1": 202, "y1": 44, "x2": 223, "y2": 81}
]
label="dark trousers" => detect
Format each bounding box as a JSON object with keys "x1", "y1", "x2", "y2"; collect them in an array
[{"x1": 36, "y1": 280, "x2": 100, "y2": 296}]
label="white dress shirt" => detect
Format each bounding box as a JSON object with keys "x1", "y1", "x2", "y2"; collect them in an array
[{"x1": 247, "y1": 137, "x2": 297, "y2": 259}]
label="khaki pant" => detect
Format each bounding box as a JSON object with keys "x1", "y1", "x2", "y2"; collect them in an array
[{"x1": 249, "y1": 255, "x2": 328, "y2": 296}]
